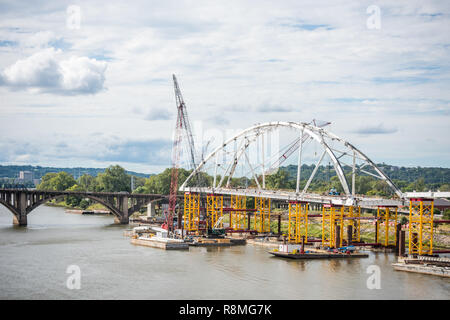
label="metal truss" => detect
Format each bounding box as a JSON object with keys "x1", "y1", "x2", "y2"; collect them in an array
[
  {"x1": 180, "y1": 122, "x2": 403, "y2": 203},
  {"x1": 288, "y1": 201, "x2": 308, "y2": 243},
  {"x1": 376, "y1": 206, "x2": 398, "y2": 247},
  {"x1": 207, "y1": 194, "x2": 223, "y2": 229},
  {"x1": 184, "y1": 192, "x2": 200, "y2": 232},
  {"x1": 408, "y1": 199, "x2": 434, "y2": 255},
  {"x1": 230, "y1": 195, "x2": 246, "y2": 230}
]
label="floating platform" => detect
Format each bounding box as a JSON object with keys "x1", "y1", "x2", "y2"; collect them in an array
[
  {"x1": 392, "y1": 256, "x2": 450, "y2": 277},
  {"x1": 130, "y1": 236, "x2": 189, "y2": 250},
  {"x1": 189, "y1": 237, "x2": 246, "y2": 247},
  {"x1": 269, "y1": 251, "x2": 368, "y2": 260}
]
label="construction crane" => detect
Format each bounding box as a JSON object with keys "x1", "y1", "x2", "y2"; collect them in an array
[{"x1": 166, "y1": 75, "x2": 198, "y2": 232}]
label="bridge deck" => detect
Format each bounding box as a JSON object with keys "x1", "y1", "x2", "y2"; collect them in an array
[{"x1": 182, "y1": 187, "x2": 407, "y2": 209}]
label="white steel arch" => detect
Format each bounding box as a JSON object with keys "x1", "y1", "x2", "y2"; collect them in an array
[{"x1": 180, "y1": 121, "x2": 403, "y2": 199}]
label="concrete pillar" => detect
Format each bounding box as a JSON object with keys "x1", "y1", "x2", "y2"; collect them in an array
[
  {"x1": 277, "y1": 214, "x2": 281, "y2": 235},
  {"x1": 115, "y1": 195, "x2": 129, "y2": 224},
  {"x1": 347, "y1": 225, "x2": 353, "y2": 246},
  {"x1": 147, "y1": 202, "x2": 156, "y2": 219},
  {"x1": 395, "y1": 223, "x2": 402, "y2": 256},
  {"x1": 13, "y1": 192, "x2": 27, "y2": 226},
  {"x1": 375, "y1": 219, "x2": 379, "y2": 244},
  {"x1": 399, "y1": 230, "x2": 406, "y2": 257},
  {"x1": 335, "y1": 224, "x2": 341, "y2": 248}
]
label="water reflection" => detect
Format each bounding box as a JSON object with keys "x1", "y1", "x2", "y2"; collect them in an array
[{"x1": 0, "y1": 205, "x2": 449, "y2": 299}]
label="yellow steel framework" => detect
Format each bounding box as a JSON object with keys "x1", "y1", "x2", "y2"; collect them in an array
[
  {"x1": 254, "y1": 197, "x2": 271, "y2": 233},
  {"x1": 230, "y1": 195, "x2": 246, "y2": 230},
  {"x1": 184, "y1": 192, "x2": 200, "y2": 232},
  {"x1": 322, "y1": 205, "x2": 344, "y2": 248},
  {"x1": 288, "y1": 201, "x2": 308, "y2": 243},
  {"x1": 206, "y1": 194, "x2": 223, "y2": 229},
  {"x1": 408, "y1": 198, "x2": 434, "y2": 255},
  {"x1": 344, "y1": 206, "x2": 361, "y2": 243},
  {"x1": 376, "y1": 206, "x2": 398, "y2": 247}
]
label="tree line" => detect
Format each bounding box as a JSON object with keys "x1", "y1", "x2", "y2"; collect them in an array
[{"x1": 36, "y1": 164, "x2": 450, "y2": 213}]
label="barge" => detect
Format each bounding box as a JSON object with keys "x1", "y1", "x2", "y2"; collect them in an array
[
  {"x1": 189, "y1": 237, "x2": 246, "y2": 247},
  {"x1": 269, "y1": 244, "x2": 368, "y2": 260},
  {"x1": 269, "y1": 251, "x2": 369, "y2": 259},
  {"x1": 130, "y1": 226, "x2": 189, "y2": 250},
  {"x1": 392, "y1": 256, "x2": 450, "y2": 277},
  {"x1": 131, "y1": 236, "x2": 189, "y2": 250}
]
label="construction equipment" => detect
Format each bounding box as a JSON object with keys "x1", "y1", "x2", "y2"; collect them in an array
[
  {"x1": 328, "y1": 188, "x2": 340, "y2": 196},
  {"x1": 207, "y1": 216, "x2": 225, "y2": 238},
  {"x1": 166, "y1": 74, "x2": 198, "y2": 232}
]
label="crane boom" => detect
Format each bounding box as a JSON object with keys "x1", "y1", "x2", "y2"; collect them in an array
[{"x1": 167, "y1": 75, "x2": 198, "y2": 231}]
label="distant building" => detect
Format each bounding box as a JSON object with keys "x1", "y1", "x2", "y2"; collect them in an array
[{"x1": 19, "y1": 171, "x2": 33, "y2": 182}]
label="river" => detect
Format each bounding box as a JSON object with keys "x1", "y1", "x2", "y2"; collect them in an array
[{"x1": 0, "y1": 205, "x2": 448, "y2": 299}]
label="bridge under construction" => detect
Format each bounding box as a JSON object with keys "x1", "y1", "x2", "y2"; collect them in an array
[
  {"x1": 167, "y1": 76, "x2": 450, "y2": 258},
  {"x1": 1, "y1": 76, "x2": 448, "y2": 262}
]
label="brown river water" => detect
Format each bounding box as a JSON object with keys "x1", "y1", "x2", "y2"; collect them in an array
[{"x1": 0, "y1": 205, "x2": 448, "y2": 299}]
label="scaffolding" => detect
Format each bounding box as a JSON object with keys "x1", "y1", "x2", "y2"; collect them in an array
[
  {"x1": 254, "y1": 197, "x2": 271, "y2": 233},
  {"x1": 376, "y1": 206, "x2": 398, "y2": 247},
  {"x1": 230, "y1": 195, "x2": 246, "y2": 230},
  {"x1": 207, "y1": 194, "x2": 223, "y2": 229},
  {"x1": 288, "y1": 201, "x2": 308, "y2": 243},
  {"x1": 322, "y1": 205, "x2": 344, "y2": 248},
  {"x1": 184, "y1": 192, "x2": 200, "y2": 232},
  {"x1": 344, "y1": 206, "x2": 361, "y2": 243},
  {"x1": 409, "y1": 198, "x2": 434, "y2": 255}
]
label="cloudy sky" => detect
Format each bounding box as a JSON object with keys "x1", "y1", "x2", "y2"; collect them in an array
[{"x1": 0, "y1": 0, "x2": 449, "y2": 174}]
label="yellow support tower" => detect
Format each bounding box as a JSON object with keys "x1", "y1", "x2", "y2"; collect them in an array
[
  {"x1": 288, "y1": 201, "x2": 308, "y2": 243},
  {"x1": 409, "y1": 198, "x2": 434, "y2": 255},
  {"x1": 376, "y1": 206, "x2": 398, "y2": 247},
  {"x1": 207, "y1": 194, "x2": 223, "y2": 229},
  {"x1": 322, "y1": 204, "x2": 344, "y2": 248},
  {"x1": 230, "y1": 195, "x2": 246, "y2": 230},
  {"x1": 335, "y1": 205, "x2": 345, "y2": 247},
  {"x1": 254, "y1": 197, "x2": 271, "y2": 233},
  {"x1": 344, "y1": 206, "x2": 361, "y2": 243},
  {"x1": 322, "y1": 204, "x2": 335, "y2": 248},
  {"x1": 184, "y1": 192, "x2": 200, "y2": 232}
]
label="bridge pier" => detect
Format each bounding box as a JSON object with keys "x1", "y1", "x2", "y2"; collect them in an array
[
  {"x1": 114, "y1": 195, "x2": 129, "y2": 224},
  {"x1": 12, "y1": 214, "x2": 27, "y2": 226},
  {"x1": 13, "y1": 192, "x2": 27, "y2": 226}
]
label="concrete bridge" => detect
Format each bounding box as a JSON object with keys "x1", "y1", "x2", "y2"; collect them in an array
[{"x1": 0, "y1": 189, "x2": 165, "y2": 226}]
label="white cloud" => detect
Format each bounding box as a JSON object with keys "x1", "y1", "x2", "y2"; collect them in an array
[
  {"x1": 0, "y1": 1, "x2": 449, "y2": 171},
  {"x1": 144, "y1": 107, "x2": 172, "y2": 120},
  {"x1": 0, "y1": 47, "x2": 107, "y2": 94}
]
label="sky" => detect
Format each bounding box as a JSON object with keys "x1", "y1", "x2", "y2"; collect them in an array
[{"x1": 0, "y1": 0, "x2": 449, "y2": 174}]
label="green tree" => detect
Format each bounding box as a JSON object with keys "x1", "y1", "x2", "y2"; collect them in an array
[
  {"x1": 37, "y1": 172, "x2": 76, "y2": 191},
  {"x1": 138, "y1": 168, "x2": 191, "y2": 195},
  {"x1": 79, "y1": 199, "x2": 90, "y2": 210},
  {"x1": 66, "y1": 184, "x2": 84, "y2": 207},
  {"x1": 443, "y1": 209, "x2": 450, "y2": 220},
  {"x1": 96, "y1": 165, "x2": 131, "y2": 192},
  {"x1": 78, "y1": 174, "x2": 97, "y2": 191},
  {"x1": 266, "y1": 169, "x2": 291, "y2": 190}
]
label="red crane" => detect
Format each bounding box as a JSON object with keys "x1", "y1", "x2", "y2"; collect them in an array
[{"x1": 165, "y1": 75, "x2": 197, "y2": 231}]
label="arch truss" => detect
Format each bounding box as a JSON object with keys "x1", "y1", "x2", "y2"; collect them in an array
[{"x1": 180, "y1": 121, "x2": 403, "y2": 206}]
